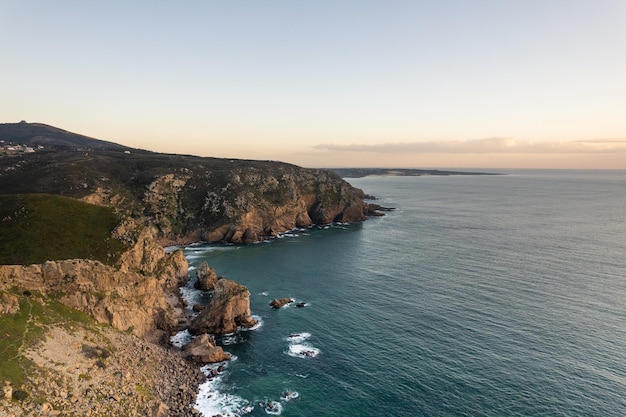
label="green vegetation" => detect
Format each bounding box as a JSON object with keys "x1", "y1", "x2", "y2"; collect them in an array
[
  {"x1": 0, "y1": 290, "x2": 99, "y2": 385},
  {"x1": 0, "y1": 194, "x2": 125, "y2": 265}
]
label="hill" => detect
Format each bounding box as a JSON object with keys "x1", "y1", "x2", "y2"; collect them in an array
[
  {"x1": 0, "y1": 121, "x2": 130, "y2": 150},
  {"x1": 0, "y1": 123, "x2": 375, "y2": 247}
]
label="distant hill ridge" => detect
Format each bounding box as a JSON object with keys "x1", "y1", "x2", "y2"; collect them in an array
[
  {"x1": 0, "y1": 121, "x2": 130, "y2": 151},
  {"x1": 331, "y1": 167, "x2": 498, "y2": 178}
]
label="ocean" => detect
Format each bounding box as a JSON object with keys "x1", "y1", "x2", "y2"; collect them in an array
[{"x1": 173, "y1": 169, "x2": 626, "y2": 417}]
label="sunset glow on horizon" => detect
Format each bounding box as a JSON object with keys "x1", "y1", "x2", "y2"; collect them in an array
[{"x1": 2, "y1": 1, "x2": 625, "y2": 169}]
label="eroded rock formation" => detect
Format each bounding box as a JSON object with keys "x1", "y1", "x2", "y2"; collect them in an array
[
  {"x1": 189, "y1": 278, "x2": 258, "y2": 335},
  {"x1": 0, "y1": 227, "x2": 188, "y2": 337},
  {"x1": 194, "y1": 261, "x2": 219, "y2": 291},
  {"x1": 182, "y1": 333, "x2": 232, "y2": 363}
]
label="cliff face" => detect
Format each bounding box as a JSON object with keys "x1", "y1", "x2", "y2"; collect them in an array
[
  {"x1": 134, "y1": 164, "x2": 369, "y2": 244},
  {"x1": 182, "y1": 167, "x2": 368, "y2": 244},
  {"x1": 0, "y1": 147, "x2": 373, "y2": 245},
  {"x1": 0, "y1": 227, "x2": 188, "y2": 337}
]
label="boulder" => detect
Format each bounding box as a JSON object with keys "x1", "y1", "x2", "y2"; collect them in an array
[
  {"x1": 182, "y1": 334, "x2": 231, "y2": 363},
  {"x1": 194, "y1": 261, "x2": 219, "y2": 291},
  {"x1": 269, "y1": 298, "x2": 294, "y2": 309},
  {"x1": 188, "y1": 279, "x2": 258, "y2": 335},
  {"x1": 152, "y1": 401, "x2": 170, "y2": 417}
]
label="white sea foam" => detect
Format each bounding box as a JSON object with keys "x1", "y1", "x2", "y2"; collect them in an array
[
  {"x1": 282, "y1": 300, "x2": 295, "y2": 308},
  {"x1": 220, "y1": 334, "x2": 243, "y2": 345},
  {"x1": 195, "y1": 383, "x2": 252, "y2": 417},
  {"x1": 170, "y1": 329, "x2": 192, "y2": 348},
  {"x1": 184, "y1": 244, "x2": 239, "y2": 258},
  {"x1": 195, "y1": 361, "x2": 253, "y2": 417},
  {"x1": 284, "y1": 332, "x2": 311, "y2": 343},
  {"x1": 280, "y1": 390, "x2": 299, "y2": 401},
  {"x1": 259, "y1": 291, "x2": 269, "y2": 296},
  {"x1": 243, "y1": 315, "x2": 264, "y2": 331},
  {"x1": 261, "y1": 400, "x2": 283, "y2": 415},
  {"x1": 287, "y1": 344, "x2": 320, "y2": 358},
  {"x1": 179, "y1": 285, "x2": 204, "y2": 314}
]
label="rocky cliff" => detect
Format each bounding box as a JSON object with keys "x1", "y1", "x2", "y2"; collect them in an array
[
  {"x1": 0, "y1": 142, "x2": 379, "y2": 245},
  {"x1": 0, "y1": 227, "x2": 188, "y2": 338},
  {"x1": 86, "y1": 160, "x2": 372, "y2": 244},
  {"x1": 189, "y1": 278, "x2": 258, "y2": 335}
]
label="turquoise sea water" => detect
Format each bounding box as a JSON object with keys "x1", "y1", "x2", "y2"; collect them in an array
[{"x1": 177, "y1": 170, "x2": 626, "y2": 416}]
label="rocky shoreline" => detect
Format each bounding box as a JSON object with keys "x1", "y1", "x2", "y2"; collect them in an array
[{"x1": 0, "y1": 224, "x2": 270, "y2": 417}]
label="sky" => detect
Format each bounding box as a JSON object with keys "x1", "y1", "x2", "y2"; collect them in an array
[{"x1": 1, "y1": 0, "x2": 625, "y2": 169}]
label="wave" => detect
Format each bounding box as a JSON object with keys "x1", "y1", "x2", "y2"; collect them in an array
[
  {"x1": 184, "y1": 244, "x2": 239, "y2": 258},
  {"x1": 286, "y1": 343, "x2": 320, "y2": 358},
  {"x1": 280, "y1": 390, "x2": 299, "y2": 402},
  {"x1": 258, "y1": 400, "x2": 283, "y2": 415},
  {"x1": 245, "y1": 315, "x2": 264, "y2": 331},
  {"x1": 178, "y1": 285, "x2": 206, "y2": 316},
  {"x1": 170, "y1": 329, "x2": 192, "y2": 348},
  {"x1": 195, "y1": 360, "x2": 253, "y2": 417},
  {"x1": 285, "y1": 332, "x2": 319, "y2": 358},
  {"x1": 284, "y1": 332, "x2": 311, "y2": 343},
  {"x1": 219, "y1": 334, "x2": 243, "y2": 346}
]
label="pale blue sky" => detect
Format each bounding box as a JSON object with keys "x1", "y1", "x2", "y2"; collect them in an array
[{"x1": 2, "y1": 1, "x2": 625, "y2": 168}]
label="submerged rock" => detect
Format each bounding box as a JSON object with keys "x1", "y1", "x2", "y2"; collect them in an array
[{"x1": 188, "y1": 279, "x2": 257, "y2": 335}]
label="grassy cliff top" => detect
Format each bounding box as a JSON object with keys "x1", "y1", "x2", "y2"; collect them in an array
[{"x1": 0, "y1": 194, "x2": 125, "y2": 265}]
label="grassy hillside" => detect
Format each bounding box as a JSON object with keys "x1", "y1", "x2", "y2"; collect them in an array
[{"x1": 0, "y1": 194, "x2": 125, "y2": 265}]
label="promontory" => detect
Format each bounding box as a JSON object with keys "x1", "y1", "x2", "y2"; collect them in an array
[{"x1": 0, "y1": 122, "x2": 388, "y2": 416}]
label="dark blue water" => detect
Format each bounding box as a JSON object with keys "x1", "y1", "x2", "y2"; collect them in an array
[{"x1": 178, "y1": 170, "x2": 626, "y2": 416}]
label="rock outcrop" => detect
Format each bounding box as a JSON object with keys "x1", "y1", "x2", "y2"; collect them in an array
[
  {"x1": 192, "y1": 168, "x2": 370, "y2": 244},
  {"x1": 194, "y1": 261, "x2": 219, "y2": 291},
  {"x1": 269, "y1": 298, "x2": 294, "y2": 309},
  {"x1": 0, "y1": 227, "x2": 188, "y2": 337},
  {"x1": 182, "y1": 333, "x2": 232, "y2": 363},
  {"x1": 189, "y1": 278, "x2": 258, "y2": 335},
  {"x1": 0, "y1": 292, "x2": 19, "y2": 315}
]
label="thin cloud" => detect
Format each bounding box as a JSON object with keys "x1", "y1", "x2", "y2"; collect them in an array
[{"x1": 313, "y1": 138, "x2": 626, "y2": 154}]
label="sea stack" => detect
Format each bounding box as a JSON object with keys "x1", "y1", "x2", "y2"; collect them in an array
[{"x1": 189, "y1": 278, "x2": 258, "y2": 335}]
